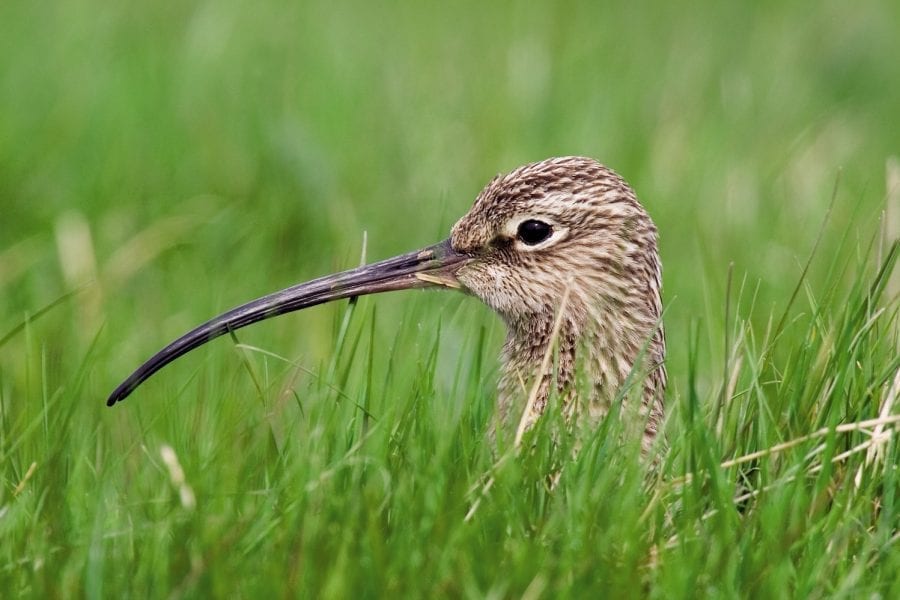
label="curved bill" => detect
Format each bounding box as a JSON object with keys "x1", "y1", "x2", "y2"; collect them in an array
[{"x1": 107, "y1": 239, "x2": 469, "y2": 406}]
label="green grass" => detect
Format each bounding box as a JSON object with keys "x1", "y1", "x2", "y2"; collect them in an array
[{"x1": 2, "y1": 0, "x2": 899, "y2": 597}]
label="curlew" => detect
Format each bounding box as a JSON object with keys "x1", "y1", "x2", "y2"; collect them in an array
[{"x1": 108, "y1": 157, "x2": 666, "y2": 444}]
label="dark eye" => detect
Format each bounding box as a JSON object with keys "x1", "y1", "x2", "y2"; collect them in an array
[{"x1": 516, "y1": 219, "x2": 553, "y2": 245}]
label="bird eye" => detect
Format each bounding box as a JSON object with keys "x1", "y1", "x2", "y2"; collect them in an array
[{"x1": 516, "y1": 219, "x2": 553, "y2": 245}]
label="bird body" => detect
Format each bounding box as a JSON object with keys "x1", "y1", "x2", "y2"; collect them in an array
[{"x1": 108, "y1": 157, "x2": 665, "y2": 445}]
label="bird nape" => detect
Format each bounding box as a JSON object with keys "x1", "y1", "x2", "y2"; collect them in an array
[{"x1": 108, "y1": 156, "x2": 666, "y2": 444}]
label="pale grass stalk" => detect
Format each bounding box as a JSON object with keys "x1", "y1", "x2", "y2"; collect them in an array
[
  {"x1": 464, "y1": 475, "x2": 496, "y2": 522},
  {"x1": 466, "y1": 282, "x2": 574, "y2": 522},
  {"x1": 715, "y1": 352, "x2": 743, "y2": 437},
  {"x1": 665, "y1": 423, "x2": 897, "y2": 550},
  {"x1": 521, "y1": 575, "x2": 548, "y2": 600},
  {"x1": 359, "y1": 230, "x2": 368, "y2": 266},
  {"x1": 54, "y1": 211, "x2": 102, "y2": 333},
  {"x1": 464, "y1": 452, "x2": 516, "y2": 522},
  {"x1": 160, "y1": 444, "x2": 196, "y2": 510},
  {"x1": 854, "y1": 366, "x2": 900, "y2": 487},
  {"x1": 808, "y1": 433, "x2": 892, "y2": 474},
  {"x1": 671, "y1": 412, "x2": 900, "y2": 487},
  {"x1": 13, "y1": 462, "x2": 38, "y2": 497},
  {"x1": 515, "y1": 279, "x2": 574, "y2": 447},
  {"x1": 660, "y1": 430, "x2": 900, "y2": 550},
  {"x1": 884, "y1": 156, "x2": 899, "y2": 299}
]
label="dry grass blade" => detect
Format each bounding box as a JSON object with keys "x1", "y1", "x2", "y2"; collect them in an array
[
  {"x1": 671, "y1": 413, "x2": 900, "y2": 487},
  {"x1": 854, "y1": 366, "x2": 900, "y2": 487},
  {"x1": 514, "y1": 279, "x2": 574, "y2": 447}
]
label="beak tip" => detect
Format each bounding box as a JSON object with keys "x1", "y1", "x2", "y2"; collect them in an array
[{"x1": 107, "y1": 384, "x2": 130, "y2": 407}]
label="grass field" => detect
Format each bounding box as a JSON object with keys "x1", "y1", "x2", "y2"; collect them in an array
[{"x1": 2, "y1": 0, "x2": 899, "y2": 597}]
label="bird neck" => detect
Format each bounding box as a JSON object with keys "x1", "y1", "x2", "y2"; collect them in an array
[{"x1": 496, "y1": 303, "x2": 665, "y2": 436}]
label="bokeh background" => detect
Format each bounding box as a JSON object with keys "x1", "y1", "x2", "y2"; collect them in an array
[
  {"x1": 2, "y1": 1, "x2": 897, "y2": 381},
  {"x1": 1, "y1": 0, "x2": 898, "y2": 595}
]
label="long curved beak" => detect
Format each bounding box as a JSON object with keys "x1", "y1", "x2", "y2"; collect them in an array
[{"x1": 107, "y1": 239, "x2": 469, "y2": 406}]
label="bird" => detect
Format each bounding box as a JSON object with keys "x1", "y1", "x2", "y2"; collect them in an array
[{"x1": 108, "y1": 156, "x2": 666, "y2": 446}]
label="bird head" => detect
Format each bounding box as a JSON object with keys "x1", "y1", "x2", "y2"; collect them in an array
[{"x1": 451, "y1": 157, "x2": 661, "y2": 334}]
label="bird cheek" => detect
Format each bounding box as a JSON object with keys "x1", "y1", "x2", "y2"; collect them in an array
[
  {"x1": 455, "y1": 263, "x2": 490, "y2": 296},
  {"x1": 459, "y1": 263, "x2": 549, "y2": 322},
  {"x1": 456, "y1": 263, "x2": 515, "y2": 314}
]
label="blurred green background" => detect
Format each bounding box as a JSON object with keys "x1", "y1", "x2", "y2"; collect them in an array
[
  {"x1": 2, "y1": 0, "x2": 898, "y2": 365},
  {"x1": 1, "y1": 0, "x2": 898, "y2": 595},
  {"x1": 2, "y1": 1, "x2": 897, "y2": 379}
]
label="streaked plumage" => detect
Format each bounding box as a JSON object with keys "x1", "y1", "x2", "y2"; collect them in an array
[{"x1": 451, "y1": 157, "x2": 666, "y2": 444}]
